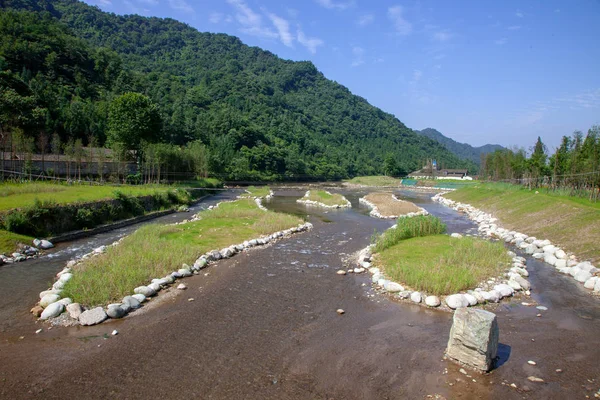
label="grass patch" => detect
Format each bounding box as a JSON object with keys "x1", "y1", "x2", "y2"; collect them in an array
[
  {"x1": 239, "y1": 186, "x2": 271, "y2": 198},
  {"x1": 446, "y1": 182, "x2": 600, "y2": 261},
  {"x1": 364, "y1": 192, "x2": 420, "y2": 217},
  {"x1": 303, "y1": 190, "x2": 349, "y2": 207},
  {"x1": 373, "y1": 215, "x2": 446, "y2": 252},
  {"x1": 0, "y1": 182, "x2": 187, "y2": 212},
  {"x1": 0, "y1": 230, "x2": 35, "y2": 255},
  {"x1": 61, "y1": 198, "x2": 303, "y2": 306},
  {"x1": 376, "y1": 235, "x2": 511, "y2": 295},
  {"x1": 346, "y1": 176, "x2": 403, "y2": 187},
  {"x1": 173, "y1": 178, "x2": 222, "y2": 189}
]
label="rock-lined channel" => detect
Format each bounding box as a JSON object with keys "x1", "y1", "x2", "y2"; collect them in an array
[{"x1": 0, "y1": 187, "x2": 598, "y2": 399}]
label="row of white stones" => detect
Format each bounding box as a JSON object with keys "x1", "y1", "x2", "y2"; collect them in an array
[
  {"x1": 297, "y1": 190, "x2": 351, "y2": 209},
  {"x1": 432, "y1": 193, "x2": 600, "y2": 295},
  {"x1": 35, "y1": 197, "x2": 312, "y2": 326}
]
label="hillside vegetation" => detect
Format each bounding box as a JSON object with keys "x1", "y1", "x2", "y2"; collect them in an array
[
  {"x1": 1, "y1": 0, "x2": 475, "y2": 181},
  {"x1": 415, "y1": 128, "x2": 504, "y2": 167}
]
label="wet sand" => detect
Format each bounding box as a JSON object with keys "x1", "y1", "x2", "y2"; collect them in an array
[{"x1": 0, "y1": 189, "x2": 598, "y2": 399}]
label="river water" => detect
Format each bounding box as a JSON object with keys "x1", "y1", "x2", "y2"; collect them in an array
[{"x1": 0, "y1": 186, "x2": 598, "y2": 399}]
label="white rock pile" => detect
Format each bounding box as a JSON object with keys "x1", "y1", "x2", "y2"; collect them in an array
[
  {"x1": 0, "y1": 239, "x2": 54, "y2": 265},
  {"x1": 432, "y1": 193, "x2": 600, "y2": 295},
  {"x1": 34, "y1": 201, "x2": 313, "y2": 326},
  {"x1": 297, "y1": 190, "x2": 351, "y2": 209}
]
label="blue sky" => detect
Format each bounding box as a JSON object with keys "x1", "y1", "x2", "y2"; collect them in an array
[{"x1": 85, "y1": 0, "x2": 600, "y2": 151}]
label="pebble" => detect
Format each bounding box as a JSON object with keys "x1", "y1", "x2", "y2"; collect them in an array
[
  {"x1": 336, "y1": 270, "x2": 347, "y2": 275},
  {"x1": 536, "y1": 306, "x2": 548, "y2": 311},
  {"x1": 527, "y1": 376, "x2": 544, "y2": 383},
  {"x1": 528, "y1": 360, "x2": 537, "y2": 365},
  {"x1": 35, "y1": 329, "x2": 42, "y2": 334},
  {"x1": 188, "y1": 298, "x2": 195, "y2": 302},
  {"x1": 459, "y1": 368, "x2": 467, "y2": 375},
  {"x1": 336, "y1": 309, "x2": 345, "y2": 315},
  {"x1": 536, "y1": 314, "x2": 542, "y2": 317},
  {"x1": 556, "y1": 369, "x2": 562, "y2": 373},
  {"x1": 177, "y1": 283, "x2": 187, "y2": 290},
  {"x1": 111, "y1": 330, "x2": 118, "y2": 336}
]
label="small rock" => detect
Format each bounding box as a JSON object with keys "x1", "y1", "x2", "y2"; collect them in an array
[
  {"x1": 132, "y1": 294, "x2": 146, "y2": 303},
  {"x1": 40, "y1": 302, "x2": 64, "y2": 320},
  {"x1": 134, "y1": 286, "x2": 156, "y2": 297},
  {"x1": 106, "y1": 305, "x2": 126, "y2": 319},
  {"x1": 445, "y1": 294, "x2": 469, "y2": 309},
  {"x1": 336, "y1": 270, "x2": 347, "y2": 275},
  {"x1": 35, "y1": 329, "x2": 42, "y2": 334},
  {"x1": 39, "y1": 240, "x2": 54, "y2": 250},
  {"x1": 79, "y1": 307, "x2": 108, "y2": 326},
  {"x1": 384, "y1": 281, "x2": 404, "y2": 292},
  {"x1": 122, "y1": 296, "x2": 141, "y2": 309},
  {"x1": 459, "y1": 368, "x2": 467, "y2": 375},
  {"x1": 527, "y1": 376, "x2": 544, "y2": 383},
  {"x1": 556, "y1": 369, "x2": 562, "y2": 373},
  {"x1": 425, "y1": 296, "x2": 441, "y2": 307},
  {"x1": 536, "y1": 306, "x2": 548, "y2": 311},
  {"x1": 30, "y1": 306, "x2": 44, "y2": 317},
  {"x1": 188, "y1": 298, "x2": 195, "y2": 302},
  {"x1": 177, "y1": 283, "x2": 187, "y2": 290},
  {"x1": 39, "y1": 294, "x2": 61, "y2": 308},
  {"x1": 410, "y1": 291, "x2": 422, "y2": 303},
  {"x1": 336, "y1": 309, "x2": 345, "y2": 315},
  {"x1": 528, "y1": 360, "x2": 537, "y2": 365},
  {"x1": 111, "y1": 330, "x2": 119, "y2": 336},
  {"x1": 66, "y1": 303, "x2": 83, "y2": 319}
]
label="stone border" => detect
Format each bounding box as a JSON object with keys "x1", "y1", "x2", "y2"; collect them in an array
[
  {"x1": 432, "y1": 192, "x2": 600, "y2": 295},
  {"x1": 237, "y1": 189, "x2": 274, "y2": 211},
  {"x1": 33, "y1": 197, "x2": 313, "y2": 326},
  {"x1": 342, "y1": 209, "x2": 533, "y2": 311},
  {"x1": 359, "y1": 194, "x2": 429, "y2": 219},
  {"x1": 296, "y1": 190, "x2": 351, "y2": 209}
]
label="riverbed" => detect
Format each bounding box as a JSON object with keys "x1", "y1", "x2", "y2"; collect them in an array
[{"x1": 0, "y1": 186, "x2": 598, "y2": 399}]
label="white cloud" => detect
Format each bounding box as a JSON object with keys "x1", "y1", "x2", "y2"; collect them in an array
[
  {"x1": 287, "y1": 8, "x2": 299, "y2": 18},
  {"x1": 209, "y1": 12, "x2": 223, "y2": 23},
  {"x1": 136, "y1": 0, "x2": 158, "y2": 5},
  {"x1": 507, "y1": 25, "x2": 521, "y2": 30},
  {"x1": 227, "y1": 0, "x2": 277, "y2": 39},
  {"x1": 94, "y1": 0, "x2": 112, "y2": 6},
  {"x1": 495, "y1": 38, "x2": 507, "y2": 45},
  {"x1": 357, "y1": 14, "x2": 374, "y2": 27},
  {"x1": 267, "y1": 12, "x2": 294, "y2": 47},
  {"x1": 297, "y1": 27, "x2": 324, "y2": 54},
  {"x1": 314, "y1": 0, "x2": 354, "y2": 10},
  {"x1": 168, "y1": 0, "x2": 194, "y2": 13},
  {"x1": 432, "y1": 30, "x2": 453, "y2": 42},
  {"x1": 411, "y1": 69, "x2": 422, "y2": 84},
  {"x1": 374, "y1": 57, "x2": 384, "y2": 63},
  {"x1": 388, "y1": 6, "x2": 412, "y2": 36},
  {"x1": 516, "y1": 10, "x2": 524, "y2": 18},
  {"x1": 351, "y1": 46, "x2": 365, "y2": 67}
]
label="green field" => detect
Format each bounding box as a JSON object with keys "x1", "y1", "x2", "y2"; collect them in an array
[
  {"x1": 376, "y1": 235, "x2": 510, "y2": 295},
  {"x1": 62, "y1": 198, "x2": 303, "y2": 306},
  {"x1": 446, "y1": 182, "x2": 600, "y2": 261},
  {"x1": 346, "y1": 176, "x2": 403, "y2": 187},
  {"x1": 0, "y1": 182, "x2": 186, "y2": 211}
]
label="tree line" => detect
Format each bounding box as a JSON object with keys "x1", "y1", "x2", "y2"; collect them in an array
[{"x1": 480, "y1": 125, "x2": 600, "y2": 200}]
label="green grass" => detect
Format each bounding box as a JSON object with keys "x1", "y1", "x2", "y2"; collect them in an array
[
  {"x1": 0, "y1": 230, "x2": 35, "y2": 255},
  {"x1": 239, "y1": 186, "x2": 271, "y2": 198},
  {"x1": 446, "y1": 182, "x2": 600, "y2": 261},
  {"x1": 0, "y1": 182, "x2": 183, "y2": 211},
  {"x1": 304, "y1": 190, "x2": 349, "y2": 207},
  {"x1": 376, "y1": 235, "x2": 511, "y2": 295},
  {"x1": 172, "y1": 178, "x2": 222, "y2": 189},
  {"x1": 346, "y1": 176, "x2": 403, "y2": 187},
  {"x1": 61, "y1": 198, "x2": 303, "y2": 306},
  {"x1": 373, "y1": 215, "x2": 446, "y2": 252}
]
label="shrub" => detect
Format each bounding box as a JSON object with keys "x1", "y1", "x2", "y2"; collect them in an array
[{"x1": 374, "y1": 215, "x2": 446, "y2": 252}]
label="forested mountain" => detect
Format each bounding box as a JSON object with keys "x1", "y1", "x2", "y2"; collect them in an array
[
  {"x1": 415, "y1": 128, "x2": 504, "y2": 166},
  {"x1": 0, "y1": 0, "x2": 477, "y2": 181}
]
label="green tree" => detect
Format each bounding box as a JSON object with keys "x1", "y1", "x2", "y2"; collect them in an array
[{"x1": 107, "y1": 93, "x2": 161, "y2": 157}]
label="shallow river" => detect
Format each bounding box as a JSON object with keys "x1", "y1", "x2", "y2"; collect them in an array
[{"x1": 0, "y1": 187, "x2": 598, "y2": 399}]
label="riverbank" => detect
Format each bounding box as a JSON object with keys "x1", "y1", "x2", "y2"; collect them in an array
[
  {"x1": 0, "y1": 180, "x2": 221, "y2": 257},
  {"x1": 446, "y1": 182, "x2": 600, "y2": 262}
]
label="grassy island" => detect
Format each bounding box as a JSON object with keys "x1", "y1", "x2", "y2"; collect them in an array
[
  {"x1": 362, "y1": 193, "x2": 420, "y2": 217},
  {"x1": 298, "y1": 190, "x2": 350, "y2": 208},
  {"x1": 345, "y1": 176, "x2": 403, "y2": 187},
  {"x1": 239, "y1": 186, "x2": 272, "y2": 198},
  {"x1": 62, "y1": 198, "x2": 303, "y2": 306}
]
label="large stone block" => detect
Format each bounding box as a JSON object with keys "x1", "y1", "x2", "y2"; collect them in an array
[{"x1": 446, "y1": 308, "x2": 499, "y2": 372}]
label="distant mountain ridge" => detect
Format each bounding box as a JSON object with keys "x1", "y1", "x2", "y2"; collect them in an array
[{"x1": 414, "y1": 128, "x2": 504, "y2": 166}]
